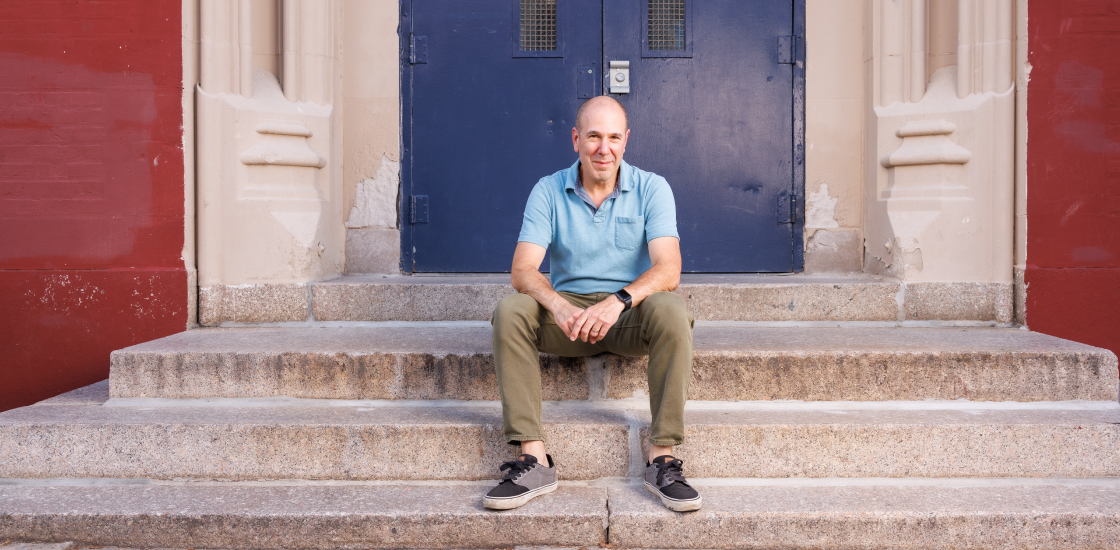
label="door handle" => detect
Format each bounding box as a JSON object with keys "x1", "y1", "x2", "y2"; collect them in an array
[{"x1": 609, "y1": 61, "x2": 630, "y2": 94}]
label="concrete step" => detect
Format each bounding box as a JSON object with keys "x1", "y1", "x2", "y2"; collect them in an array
[
  {"x1": 606, "y1": 481, "x2": 1120, "y2": 549},
  {"x1": 0, "y1": 484, "x2": 608, "y2": 549},
  {"x1": 3, "y1": 480, "x2": 1119, "y2": 549},
  {"x1": 109, "y1": 325, "x2": 1119, "y2": 402},
  {"x1": 2, "y1": 399, "x2": 1117, "y2": 480},
  {"x1": 205, "y1": 273, "x2": 1016, "y2": 324}
]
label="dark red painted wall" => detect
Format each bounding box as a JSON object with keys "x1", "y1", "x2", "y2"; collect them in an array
[
  {"x1": 0, "y1": 1, "x2": 187, "y2": 411},
  {"x1": 1026, "y1": 0, "x2": 1120, "y2": 361}
]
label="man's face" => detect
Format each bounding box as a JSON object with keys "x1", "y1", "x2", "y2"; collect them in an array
[{"x1": 572, "y1": 103, "x2": 630, "y2": 186}]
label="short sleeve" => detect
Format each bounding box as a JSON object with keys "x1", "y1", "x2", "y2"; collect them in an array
[
  {"x1": 517, "y1": 180, "x2": 553, "y2": 248},
  {"x1": 643, "y1": 176, "x2": 679, "y2": 242}
]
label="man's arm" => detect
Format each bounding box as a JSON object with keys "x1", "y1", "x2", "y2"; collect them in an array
[
  {"x1": 569, "y1": 236, "x2": 682, "y2": 344},
  {"x1": 619, "y1": 235, "x2": 682, "y2": 307},
  {"x1": 510, "y1": 241, "x2": 586, "y2": 337}
]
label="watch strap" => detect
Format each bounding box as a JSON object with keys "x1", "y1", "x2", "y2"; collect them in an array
[{"x1": 613, "y1": 289, "x2": 632, "y2": 312}]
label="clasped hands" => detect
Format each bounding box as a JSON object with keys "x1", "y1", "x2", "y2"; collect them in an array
[{"x1": 553, "y1": 295, "x2": 626, "y2": 344}]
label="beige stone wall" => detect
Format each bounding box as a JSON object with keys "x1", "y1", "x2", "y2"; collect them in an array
[
  {"x1": 340, "y1": 0, "x2": 401, "y2": 274},
  {"x1": 927, "y1": 0, "x2": 958, "y2": 80},
  {"x1": 804, "y1": 0, "x2": 866, "y2": 273},
  {"x1": 252, "y1": 0, "x2": 280, "y2": 76},
  {"x1": 1013, "y1": 0, "x2": 1028, "y2": 323}
]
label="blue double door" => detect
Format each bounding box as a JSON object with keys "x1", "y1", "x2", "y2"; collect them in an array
[{"x1": 402, "y1": 0, "x2": 803, "y2": 273}]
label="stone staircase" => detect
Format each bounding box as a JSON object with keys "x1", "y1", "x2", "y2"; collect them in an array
[{"x1": 2, "y1": 275, "x2": 1118, "y2": 549}]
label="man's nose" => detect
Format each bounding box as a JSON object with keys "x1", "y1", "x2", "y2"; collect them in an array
[{"x1": 596, "y1": 139, "x2": 611, "y2": 156}]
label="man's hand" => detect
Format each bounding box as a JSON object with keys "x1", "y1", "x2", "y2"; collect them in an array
[
  {"x1": 550, "y1": 300, "x2": 585, "y2": 339},
  {"x1": 511, "y1": 242, "x2": 599, "y2": 340},
  {"x1": 568, "y1": 295, "x2": 625, "y2": 344},
  {"x1": 510, "y1": 237, "x2": 681, "y2": 345}
]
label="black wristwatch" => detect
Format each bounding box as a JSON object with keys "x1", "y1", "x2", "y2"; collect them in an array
[{"x1": 613, "y1": 288, "x2": 632, "y2": 312}]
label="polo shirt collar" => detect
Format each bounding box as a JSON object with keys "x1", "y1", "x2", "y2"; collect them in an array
[{"x1": 566, "y1": 159, "x2": 634, "y2": 192}]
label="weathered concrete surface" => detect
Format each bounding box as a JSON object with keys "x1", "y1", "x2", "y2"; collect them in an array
[
  {"x1": 639, "y1": 408, "x2": 1120, "y2": 478},
  {"x1": 608, "y1": 326, "x2": 1119, "y2": 401},
  {"x1": 675, "y1": 275, "x2": 899, "y2": 321},
  {"x1": 2, "y1": 401, "x2": 1118, "y2": 481},
  {"x1": 311, "y1": 274, "x2": 903, "y2": 322},
  {"x1": 0, "y1": 485, "x2": 608, "y2": 549},
  {"x1": 608, "y1": 484, "x2": 1120, "y2": 549},
  {"x1": 344, "y1": 228, "x2": 400, "y2": 274},
  {"x1": 111, "y1": 326, "x2": 1119, "y2": 401},
  {"x1": 190, "y1": 275, "x2": 1028, "y2": 323},
  {"x1": 0, "y1": 405, "x2": 629, "y2": 481},
  {"x1": 0, "y1": 544, "x2": 74, "y2": 550},
  {"x1": 111, "y1": 327, "x2": 586, "y2": 401},
  {"x1": 904, "y1": 281, "x2": 1014, "y2": 323},
  {"x1": 199, "y1": 284, "x2": 310, "y2": 326},
  {"x1": 312, "y1": 275, "x2": 515, "y2": 322},
  {"x1": 33, "y1": 381, "x2": 108, "y2": 406}
]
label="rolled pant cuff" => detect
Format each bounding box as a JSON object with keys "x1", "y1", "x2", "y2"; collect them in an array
[
  {"x1": 649, "y1": 438, "x2": 684, "y2": 446},
  {"x1": 505, "y1": 434, "x2": 546, "y2": 445}
]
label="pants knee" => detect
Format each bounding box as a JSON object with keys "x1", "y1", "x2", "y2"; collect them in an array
[
  {"x1": 492, "y1": 293, "x2": 539, "y2": 329},
  {"x1": 643, "y1": 292, "x2": 693, "y2": 329}
]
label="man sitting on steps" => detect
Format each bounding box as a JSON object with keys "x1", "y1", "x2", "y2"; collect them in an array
[{"x1": 483, "y1": 96, "x2": 700, "y2": 512}]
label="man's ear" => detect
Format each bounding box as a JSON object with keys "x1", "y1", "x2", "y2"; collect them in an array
[{"x1": 572, "y1": 127, "x2": 579, "y2": 152}]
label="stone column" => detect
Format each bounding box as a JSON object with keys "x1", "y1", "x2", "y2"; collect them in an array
[
  {"x1": 864, "y1": 0, "x2": 1016, "y2": 322},
  {"x1": 196, "y1": 0, "x2": 343, "y2": 325}
]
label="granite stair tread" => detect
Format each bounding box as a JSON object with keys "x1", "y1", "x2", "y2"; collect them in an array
[
  {"x1": 294, "y1": 273, "x2": 1013, "y2": 323},
  {"x1": 2, "y1": 400, "x2": 1117, "y2": 480},
  {"x1": 0, "y1": 484, "x2": 609, "y2": 549},
  {"x1": 110, "y1": 325, "x2": 1119, "y2": 401},
  {"x1": 309, "y1": 273, "x2": 906, "y2": 322},
  {"x1": 3, "y1": 481, "x2": 1120, "y2": 549},
  {"x1": 607, "y1": 482, "x2": 1120, "y2": 549}
]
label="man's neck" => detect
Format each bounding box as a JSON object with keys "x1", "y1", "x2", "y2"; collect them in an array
[{"x1": 578, "y1": 163, "x2": 619, "y2": 197}]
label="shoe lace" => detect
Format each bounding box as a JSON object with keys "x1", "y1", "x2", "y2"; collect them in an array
[
  {"x1": 498, "y1": 457, "x2": 536, "y2": 484},
  {"x1": 656, "y1": 458, "x2": 691, "y2": 487}
]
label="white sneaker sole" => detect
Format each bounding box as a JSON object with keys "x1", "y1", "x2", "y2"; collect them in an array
[
  {"x1": 645, "y1": 481, "x2": 702, "y2": 512},
  {"x1": 483, "y1": 480, "x2": 558, "y2": 510}
]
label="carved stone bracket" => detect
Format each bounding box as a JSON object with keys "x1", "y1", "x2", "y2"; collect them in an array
[
  {"x1": 240, "y1": 121, "x2": 325, "y2": 168},
  {"x1": 882, "y1": 120, "x2": 971, "y2": 168}
]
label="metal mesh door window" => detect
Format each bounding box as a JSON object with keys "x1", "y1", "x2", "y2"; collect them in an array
[
  {"x1": 648, "y1": 0, "x2": 686, "y2": 50},
  {"x1": 520, "y1": 0, "x2": 557, "y2": 51}
]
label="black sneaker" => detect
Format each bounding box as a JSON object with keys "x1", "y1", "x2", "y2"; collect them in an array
[
  {"x1": 644, "y1": 455, "x2": 702, "y2": 511},
  {"x1": 482, "y1": 454, "x2": 558, "y2": 510}
]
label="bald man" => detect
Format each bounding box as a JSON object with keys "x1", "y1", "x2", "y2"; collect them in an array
[{"x1": 484, "y1": 96, "x2": 701, "y2": 512}]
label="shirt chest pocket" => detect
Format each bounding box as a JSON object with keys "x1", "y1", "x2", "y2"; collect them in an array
[{"x1": 614, "y1": 216, "x2": 645, "y2": 251}]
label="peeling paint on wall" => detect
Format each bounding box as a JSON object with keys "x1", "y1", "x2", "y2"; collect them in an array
[
  {"x1": 346, "y1": 154, "x2": 401, "y2": 230},
  {"x1": 806, "y1": 183, "x2": 840, "y2": 229}
]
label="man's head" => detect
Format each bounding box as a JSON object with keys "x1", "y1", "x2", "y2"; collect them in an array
[{"x1": 572, "y1": 96, "x2": 630, "y2": 187}]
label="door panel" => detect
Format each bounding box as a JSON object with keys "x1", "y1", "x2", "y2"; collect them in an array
[
  {"x1": 404, "y1": 1, "x2": 801, "y2": 273},
  {"x1": 408, "y1": 0, "x2": 601, "y2": 272},
  {"x1": 603, "y1": 0, "x2": 795, "y2": 271}
]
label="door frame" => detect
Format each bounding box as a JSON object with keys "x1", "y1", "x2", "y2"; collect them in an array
[{"x1": 398, "y1": 0, "x2": 806, "y2": 273}]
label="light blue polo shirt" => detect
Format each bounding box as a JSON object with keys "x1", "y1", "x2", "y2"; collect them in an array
[{"x1": 518, "y1": 160, "x2": 679, "y2": 294}]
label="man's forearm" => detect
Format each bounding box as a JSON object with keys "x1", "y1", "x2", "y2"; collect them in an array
[
  {"x1": 512, "y1": 267, "x2": 571, "y2": 313},
  {"x1": 622, "y1": 259, "x2": 681, "y2": 307}
]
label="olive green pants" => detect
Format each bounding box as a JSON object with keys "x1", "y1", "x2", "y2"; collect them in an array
[{"x1": 491, "y1": 291, "x2": 694, "y2": 446}]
